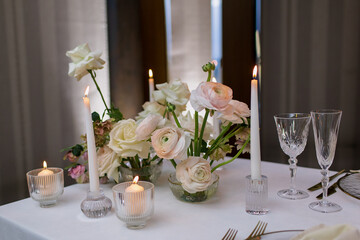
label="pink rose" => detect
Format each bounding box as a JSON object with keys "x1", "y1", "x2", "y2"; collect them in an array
[
  {"x1": 190, "y1": 82, "x2": 233, "y2": 112},
  {"x1": 151, "y1": 126, "x2": 191, "y2": 160},
  {"x1": 218, "y1": 100, "x2": 250, "y2": 124},
  {"x1": 136, "y1": 114, "x2": 162, "y2": 141},
  {"x1": 68, "y1": 165, "x2": 86, "y2": 179}
]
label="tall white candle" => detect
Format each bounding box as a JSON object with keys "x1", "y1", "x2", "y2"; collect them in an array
[
  {"x1": 83, "y1": 86, "x2": 100, "y2": 192},
  {"x1": 149, "y1": 69, "x2": 155, "y2": 102},
  {"x1": 250, "y1": 66, "x2": 261, "y2": 180}
]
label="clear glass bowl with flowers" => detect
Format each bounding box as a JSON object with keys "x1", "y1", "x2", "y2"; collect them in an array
[{"x1": 135, "y1": 61, "x2": 251, "y2": 202}]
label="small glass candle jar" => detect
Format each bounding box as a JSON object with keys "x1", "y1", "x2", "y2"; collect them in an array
[
  {"x1": 112, "y1": 181, "x2": 154, "y2": 229},
  {"x1": 26, "y1": 168, "x2": 64, "y2": 207}
]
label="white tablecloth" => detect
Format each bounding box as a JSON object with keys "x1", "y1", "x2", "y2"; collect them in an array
[{"x1": 0, "y1": 159, "x2": 359, "y2": 240}]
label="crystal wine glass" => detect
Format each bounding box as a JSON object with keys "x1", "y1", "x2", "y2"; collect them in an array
[
  {"x1": 309, "y1": 109, "x2": 342, "y2": 213},
  {"x1": 274, "y1": 113, "x2": 311, "y2": 200}
]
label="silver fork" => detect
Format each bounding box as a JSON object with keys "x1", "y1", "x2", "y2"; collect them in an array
[
  {"x1": 222, "y1": 228, "x2": 238, "y2": 240},
  {"x1": 245, "y1": 221, "x2": 268, "y2": 239}
]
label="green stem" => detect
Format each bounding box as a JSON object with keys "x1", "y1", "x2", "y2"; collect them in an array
[
  {"x1": 170, "y1": 159, "x2": 177, "y2": 169},
  {"x1": 120, "y1": 161, "x2": 129, "y2": 168},
  {"x1": 211, "y1": 136, "x2": 250, "y2": 172},
  {"x1": 194, "y1": 111, "x2": 199, "y2": 156},
  {"x1": 134, "y1": 155, "x2": 141, "y2": 168},
  {"x1": 198, "y1": 109, "x2": 210, "y2": 155},
  {"x1": 171, "y1": 110, "x2": 182, "y2": 128},
  {"x1": 204, "y1": 122, "x2": 232, "y2": 159},
  {"x1": 189, "y1": 140, "x2": 194, "y2": 156},
  {"x1": 206, "y1": 71, "x2": 211, "y2": 82},
  {"x1": 151, "y1": 155, "x2": 159, "y2": 162},
  {"x1": 88, "y1": 70, "x2": 110, "y2": 112}
]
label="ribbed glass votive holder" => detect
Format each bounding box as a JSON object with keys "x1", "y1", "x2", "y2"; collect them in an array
[
  {"x1": 26, "y1": 168, "x2": 64, "y2": 207},
  {"x1": 112, "y1": 181, "x2": 154, "y2": 229},
  {"x1": 245, "y1": 175, "x2": 269, "y2": 215}
]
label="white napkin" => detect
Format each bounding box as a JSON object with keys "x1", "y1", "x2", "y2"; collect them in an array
[{"x1": 291, "y1": 224, "x2": 360, "y2": 240}]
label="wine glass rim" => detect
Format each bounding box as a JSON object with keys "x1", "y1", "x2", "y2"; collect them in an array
[
  {"x1": 310, "y1": 109, "x2": 342, "y2": 114},
  {"x1": 274, "y1": 113, "x2": 310, "y2": 119}
]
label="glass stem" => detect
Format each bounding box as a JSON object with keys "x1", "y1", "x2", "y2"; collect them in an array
[
  {"x1": 321, "y1": 169, "x2": 329, "y2": 203},
  {"x1": 289, "y1": 157, "x2": 298, "y2": 193}
]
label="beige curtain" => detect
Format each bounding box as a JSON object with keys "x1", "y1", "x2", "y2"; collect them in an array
[
  {"x1": 261, "y1": 0, "x2": 360, "y2": 171},
  {"x1": 0, "y1": 0, "x2": 109, "y2": 204}
]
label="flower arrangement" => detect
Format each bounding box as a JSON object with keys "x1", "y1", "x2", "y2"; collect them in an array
[{"x1": 63, "y1": 44, "x2": 251, "y2": 194}]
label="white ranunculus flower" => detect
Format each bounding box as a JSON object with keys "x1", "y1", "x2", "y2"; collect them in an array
[
  {"x1": 136, "y1": 114, "x2": 162, "y2": 141},
  {"x1": 108, "y1": 119, "x2": 150, "y2": 158},
  {"x1": 218, "y1": 100, "x2": 250, "y2": 124},
  {"x1": 190, "y1": 82, "x2": 233, "y2": 112},
  {"x1": 135, "y1": 101, "x2": 166, "y2": 122},
  {"x1": 176, "y1": 157, "x2": 213, "y2": 193},
  {"x1": 151, "y1": 126, "x2": 191, "y2": 160},
  {"x1": 178, "y1": 111, "x2": 213, "y2": 141},
  {"x1": 153, "y1": 80, "x2": 190, "y2": 112},
  {"x1": 97, "y1": 146, "x2": 120, "y2": 181},
  {"x1": 66, "y1": 43, "x2": 105, "y2": 81}
]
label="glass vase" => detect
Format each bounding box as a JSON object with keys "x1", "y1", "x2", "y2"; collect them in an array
[
  {"x1": 118, "y1": 159, "x2": 163, "y2": 184},
  {"x1": 168, "y1": 172, "x2": 219, "y2": 202}
]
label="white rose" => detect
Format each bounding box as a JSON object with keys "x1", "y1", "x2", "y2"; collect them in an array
[
  {"x1": 136, "y1": 101, "x2": 166, "y2": 122},
  {"x1": 153, "y1": 80, "x2": 190, "y2": 112},
  {"x1": 178, "y1": 111, "x2": 213, "y2": 141},
  {"x1": 66, "y1": 43, "x2": 105, "y2": 81},
  {"x1": 108, "y1": 119, "x2": 150, "y2": 158},
  {"x1": 97, "y1": 146, "x2": 120, "y2": 181},
  {"x1": 151, "y1": 126, "x2": 191, "y2": 160},
  {"x1": 136, "y1": 114, "x2": 162, "y2": 141},
  {"x1": 218, "y1": 100, "x2": 250, "y2": 124},
  {"x1": 176, "y1": 157, "x2": 213, "y2": 193},
  {"x1": 190, "y1": 82, "x2": 233, "y2": 112}
]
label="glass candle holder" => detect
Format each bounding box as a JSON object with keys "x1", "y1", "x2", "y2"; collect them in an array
[
  {"x1": 245, "y1": 175, "x2": 269, "y2": 215},
  {"x1": 26, "y1": 168, "x2": 64, "y2": 207},
  {"x1": 112, "y1": 181, "x2": 154, "y2": 229}
]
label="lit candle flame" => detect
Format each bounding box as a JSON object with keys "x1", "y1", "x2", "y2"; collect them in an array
[
  {"x1": 212, "y1": 77, "x2": 217, "y2": 82},
  {"x1": 43, "y1": 161, "x2": 47, "y2": 169},
  {"x1": 84, "y1": 86, "x2": 90, "y2": 97},
  {"x1": 253, "y1": 65, "x2": 258, "y2": 79},
  {"x1": 149, "y1": 69, "x2": 153, "y2": 78},
  {"x1": 133, "y1": 176, "x2": 139, "y2": 184}
]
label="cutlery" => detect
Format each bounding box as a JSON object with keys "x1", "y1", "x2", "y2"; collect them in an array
[
  {"x1": 308, "y1": 169, "x2": 345, "y2": 191},
  {"x1": 246, "y1": 229, "x2": 304, "y2": 239},
  {"x1": 222, "y1": 228, "x2": 238, "y2": 240},
  {"x1": 245, "y1": 221, "x2": 268, "y2": 240}
]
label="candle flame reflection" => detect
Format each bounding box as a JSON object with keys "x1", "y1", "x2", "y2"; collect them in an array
[
  {"x1": 43, "y1": 161, "x2": 47, "y2": 169},
  {"x1": 253, "y1": 65, "x2": 258, "y2": 78},
  {"x1": 133, "y1": 176, "x2": 139, "y2": 184},
  {"x1": 149, "y1": 69, "x2": 153, "y2": 78},
  {"x1": 84, "y1": 86, "x2": 90, "y2": 97},
  {"x1": 212, "y1": 77, "x2": 217, "y2": 82}
]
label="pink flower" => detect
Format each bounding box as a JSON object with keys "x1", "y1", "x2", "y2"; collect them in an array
[
  {"x1": 151, "y1": 126, "x2": 191, "y2": 160},
  {"x1": 218, "y1": 100, "x2": 251, "y2": 124},
  {"x1": 68, "y1": 165, "x2": 86, "y2": 179},
  {"x1": 190, "y1": 82, "x2": 233, "y2": 112},
  {"x1": 136, "y1": 114, "x2": 162, "y2": 141},
  {"x1": 211, "y1": 60, "x2": 218, "y2": 67},
  {"x1": 63, "y1": 151, "x2": 79, "y2": 162}
]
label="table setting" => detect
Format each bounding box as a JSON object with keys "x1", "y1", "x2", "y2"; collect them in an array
[{"x1": 0, "y1": 43, "x2": 359, "y2": 239}]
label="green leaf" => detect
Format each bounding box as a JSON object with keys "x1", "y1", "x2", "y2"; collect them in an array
[
  {"x1": 72, "y1": 144, "x2": 84, "y2": 157},
  {"x1": 92, "y1": 112, "x2": 101, "y2": 122},
  {"x1": 64, "y1": 162, "x2": 79, "y2": 170},
  {"x1": 108, "y1": 105, "x2": 123, "y2": 122},
  {"x1": 200, "y1": 139, "x2": 208, "y2": 153}
]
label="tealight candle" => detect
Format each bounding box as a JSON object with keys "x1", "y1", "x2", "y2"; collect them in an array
[
  {"x1": 148, "y1": 69, "x2": 154, "y2": 102},
  {"x1": 125, "y1": 176, "x2": 145, "y2": 216},
  {"x1": 38, "y1": 161, "x2": 54, "y2": 176}
]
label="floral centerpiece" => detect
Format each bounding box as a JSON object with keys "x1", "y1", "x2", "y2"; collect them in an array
[{"x1": 63, "y1": 44, "x2": 251, "y2": 202}]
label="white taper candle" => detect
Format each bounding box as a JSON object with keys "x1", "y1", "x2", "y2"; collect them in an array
[
  {"x1": 250, "y1": 66, "x2": 261, "y2": 180},
  {"x1": 83, "y1": 86, "x2": 100, "y2": 192}
]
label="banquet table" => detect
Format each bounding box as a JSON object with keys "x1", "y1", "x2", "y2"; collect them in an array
[{"x1": 0, "y1": 159, "x2": 359, "y2": 240}]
